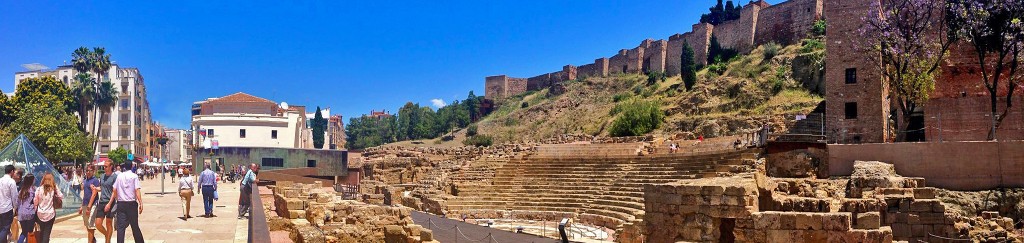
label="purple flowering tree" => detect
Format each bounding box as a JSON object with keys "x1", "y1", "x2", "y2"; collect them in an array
[
  {"x1": 947, "y1": 0, "x2": 1024, "y2": 140},
  {"x1": 860, "y1": 0, "x2": 954, "y2": 142}
]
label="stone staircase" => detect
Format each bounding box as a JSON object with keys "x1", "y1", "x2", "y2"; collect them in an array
[{"x1": 447, "y1": 145, "x2": 760, "y2": 231}]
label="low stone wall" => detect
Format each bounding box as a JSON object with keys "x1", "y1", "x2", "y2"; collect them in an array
[
  {"x1": 828, "y1": 141, "x2": 1024, "y2": 190},
  {"x1": 643, "y1": 175, "x2": 759, "y2": 242}
]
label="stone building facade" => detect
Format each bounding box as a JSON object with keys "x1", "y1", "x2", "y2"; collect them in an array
[
  {"x1": 824, "y1": 0, "x2": 1024, "y2": 143},
  {"x1": 14, "y1": 64, "x2": 155, "y2": 157},
  {"x1": 484, "y1": 0, "x2": 824, "y2": 102}
]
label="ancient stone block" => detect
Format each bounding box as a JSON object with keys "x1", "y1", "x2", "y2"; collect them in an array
[
  {"x1": 754, "y1": 212, "x2": 781, "y2": 229},
  {"x1": 288, "y1": 210, "x2": 305, "y2": 219},
  {"x1": 822, "y1": 213, "x2": 851, "y2": 231},
  {"x1": 701, "y1": 185, "x2": 725, "y2": 196},
  {"x1": 891, "y1": 223, "x2": 910, "y2": 238},
  {"x1": 286, "y1": 198, "x2": 304, "y2": 210},
  {"x1": 795, "y1": 213, "x2": 823, "y2": 230},
  {"x1": 420, "y1": 229, "x2": 433, "y2": 241},
  {"x1": 383, "y1": 225, "x2": 406, "y2": 243},
  {"x1": 855, "y1": 212, "x2": 881, "y2": 229},
  {"x1": 910, "y1": 200, "x2": 935, "y2": 212},
  {"x1": 911, "y1": 224, "x2": 929, "y2": 237},
  {"x1": 913, "y1": 188, "x2": 936, "y2": 199}
]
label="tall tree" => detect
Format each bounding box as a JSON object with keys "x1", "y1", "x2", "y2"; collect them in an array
[
  {"x1": 89, "y1": 47, "x2": 113, "y2": 150},
  {"x1": 466, "y1": 91, "x2": 479, "y2": 122},
  {"x1": 311, "y1": 106, "x2": 327, "y2": 149},
  {"x1": 72, "y1": 47, "x2": 95, "y2": 131},
  {"x1": 681, "y1": 42, "x2": 698, "y2": 91},
  {"x1": 860, "y1": 0, "x2": 953, "y2": 141},
  {"x1": 5, "y1": 77, "x2": 94, "y2": 163},
  {"x1": 71, "y1": 73, "x2": 96, "y2": 131},
  {"x1": 948, "y1": 0, "x2": 1024, "y2": 140}
]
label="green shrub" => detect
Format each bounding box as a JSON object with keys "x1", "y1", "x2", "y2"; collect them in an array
[
  {"x1": 763, "y1": 42, "x2": 781, "y2": 61},
  {"x1": 811, "y1": 19, "x2": 826, "y2": 36},
  {"x1": 771, "y1": 78, "x2": 785, "y2": 95},
  {"x1": 613, "y1": 92, "x2": 633, "y2": 102},
  {"x1": 466, "y1": 124, "x2": 478, "y2": 136},
  {"x1": 521, "y1": 102, "x2": 529, "y2": 108},
  {"x1": 707, "y1": 62, "x2": 728, "y2": 75},
  {"x1": 609, "y1": 99, "x2": 664, "y2": 137},
  {"x1": 463, "y1": 134, "x2": 493, "y2": 147},
  {"x1": 800, "y1": 39, "x2": 825, "y2": 54},
  {"x1": 646, "y1": 71, "x2": 666, "y2": 85}
]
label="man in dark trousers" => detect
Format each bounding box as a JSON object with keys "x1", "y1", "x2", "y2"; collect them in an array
[
  {"x1": 105, "y1": 162, "x2": 144, "y2": 243},
  {"x1": 199, "y1": 163, "x2": 218, "y2": 217}
]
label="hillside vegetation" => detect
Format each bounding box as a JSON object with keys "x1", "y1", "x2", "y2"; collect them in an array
[{"x1": 471, "y1": 40, "x2": 825, "y2": 144}]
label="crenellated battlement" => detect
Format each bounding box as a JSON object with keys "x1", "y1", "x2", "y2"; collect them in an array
[{"x1": 484, "y1": 0, "x2": 824, "y2": 102}]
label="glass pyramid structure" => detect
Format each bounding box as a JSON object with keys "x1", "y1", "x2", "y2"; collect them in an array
[{"x1": 0, "y1": 134, "x2": 82, "y2": 217}]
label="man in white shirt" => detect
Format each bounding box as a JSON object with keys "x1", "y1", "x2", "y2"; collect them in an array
[
  {"x1": 0, "y1": 165, "x2": 18, "y2": 242},
  {"x1": 105, "y1": 162, "x2": 144, "y2": 243}
]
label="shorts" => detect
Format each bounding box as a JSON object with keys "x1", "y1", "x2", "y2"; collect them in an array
[
  {"x1": 93, "y1": 202, "x2": 115, "y2": 219},
  {"x1": 82, "y1": 207, "x2": 96, "y2": 229}
]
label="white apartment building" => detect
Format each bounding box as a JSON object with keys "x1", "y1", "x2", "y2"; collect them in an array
[
  {"x1": 163, "y1": 129, "x2": 191, "y2": 163},
  {"x1": 191, "y1": 92, "x2": 310, "y2": 149},
  {"x1": 14, "y1": 64, "x2": 154, "y2": 156}
]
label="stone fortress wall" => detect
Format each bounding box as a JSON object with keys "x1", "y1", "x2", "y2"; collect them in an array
[{"x1": 484, "y1": 0, "x2": 824, "y2": 101}]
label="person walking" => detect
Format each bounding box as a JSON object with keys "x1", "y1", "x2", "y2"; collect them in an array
[
  {"x1": 81, "y1": 166, "x2": 100, "y2": 243},
  {"x1": 34, "y1": 173, "x2": 64, "y2": 243},
  {"x1": 0, "y1": 165, "x2": 20, "y2": 242},
  {"x1": 178, "y1": 168, "x2": 194, "y2": 220},
  {"x1": 94, "y1": 162, "x2": 117, "y2": 243},
  {"x1": 16, "y1": 173, "x2": 35, "y2": 243},
  {"x1": 104, "y1": 162, "x2": 144, "y2": 243},
  {"x1": 198, "y1": 163, "x2": 217, "y2": 217},
  {"x1": 71, "y1": 170, "x2": 82, "y2": 196},
  {"x1": 237, "y1": 164, "x2": 258, "y2": 219}
]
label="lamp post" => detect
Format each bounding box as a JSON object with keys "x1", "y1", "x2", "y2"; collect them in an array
[{"x1": 157, "y1": 135, "x2": 169, "y2": 195}]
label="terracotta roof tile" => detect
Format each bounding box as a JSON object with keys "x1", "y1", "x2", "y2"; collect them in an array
[{"x1": 211, "y1": 92, "x2": 276, "y2": 104}]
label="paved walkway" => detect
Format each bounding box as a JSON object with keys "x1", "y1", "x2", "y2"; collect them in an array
[
  {"x1": 410, "y1": 211, "x2": 562, "y2": 243},
  {"x1": 49, "y1": 173, "x2": 247, "y2": 243}
]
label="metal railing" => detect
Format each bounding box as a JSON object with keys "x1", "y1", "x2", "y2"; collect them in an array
[{"x1": 248, "y1": 181, "x2": 271, "y2": 243}]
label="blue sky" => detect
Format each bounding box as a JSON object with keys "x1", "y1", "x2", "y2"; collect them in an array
[{"x1": 0, "y1": 0, "x2": 719, "y2": 129}]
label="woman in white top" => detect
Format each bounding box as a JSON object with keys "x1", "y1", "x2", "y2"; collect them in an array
[
  {"x1": 178, "y1": 168, "x2": 195, "y2": 220},
  {"x1": 34, "y1": 172, "x2": 64, "y2": 243}
]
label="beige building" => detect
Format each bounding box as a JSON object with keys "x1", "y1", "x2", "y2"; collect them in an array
[
  {"x1": 191, "y1": 92, "x2": 310, "y2": 149},
  {"x1": 163, "y1": 128, "x2": 191, "y2": 163},
  {"x1": 14, "y1": 64, "x2": 154, "y2": 156}
]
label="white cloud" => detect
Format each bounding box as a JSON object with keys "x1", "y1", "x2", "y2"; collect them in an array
[{"x1": 430, "y1": 98, "x2": 447, "y2": 108}]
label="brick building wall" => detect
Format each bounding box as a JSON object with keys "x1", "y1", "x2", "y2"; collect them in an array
[
  {"x1": 824, "y1": 0, "x2": 890, "y2": 144},
  {"x1": 754, "y1": 0, "x2": 823, "y2": 46},
  {"x1": 484, "y1": 75, "x2": 528, "y2": 101},
  {"x1": 712, "y1": 3, "x2": 762, "y2": 54}
]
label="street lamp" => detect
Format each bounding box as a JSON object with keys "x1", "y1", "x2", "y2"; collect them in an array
[{"x1": 156, "y1": 134, "x2": 169, "y2": 195}]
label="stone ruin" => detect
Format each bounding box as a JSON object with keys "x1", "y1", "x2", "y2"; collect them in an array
[
  {"x1": 267, "y1": 180, "x2": 439, "y2": 243},
  {"x1": 641, "y1": 160, "x2": 1023, "y2": 243}
]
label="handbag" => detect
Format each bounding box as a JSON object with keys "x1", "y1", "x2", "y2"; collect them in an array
[
  {"x1": 27, "y1": 231, "x2": 37, "y2": 243},
  {"x1": 214, "y1": 190, "x2": 219, "y2": 200},
  {"x1": 53, "y1": 192, "x2": 63, "y2": 209}
]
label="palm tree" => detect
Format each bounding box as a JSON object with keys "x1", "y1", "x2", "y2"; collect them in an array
[
  {"x1": 90, "y1": 47, "x2": 114, "y2": 152},
  {"x1": 71, "y1": 47, "x2": 94, "y2": 131},
  {"x1": 92, "y1": 81, "x2": 118, "y2": 151},
  {"x1": 71, "y1": 73, "x2": 96, "y2": 131}
]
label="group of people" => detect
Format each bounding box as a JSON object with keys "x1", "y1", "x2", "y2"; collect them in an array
[
  {"x1": 177, "y1": 162, "x2": 259, "y2": 221},
  {"x1": 0, "y1": 160, "x2": 261, "y2": 243}
]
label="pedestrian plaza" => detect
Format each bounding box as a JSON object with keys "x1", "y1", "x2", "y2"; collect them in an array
[{"x1": 48, "y1": 174, "x2": 248, "y2": 243}]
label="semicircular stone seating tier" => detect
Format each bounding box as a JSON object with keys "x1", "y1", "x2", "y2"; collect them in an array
[
  {"x1": 447, "y1": 142, "x2": 760, "y2": 233},
  {"x1": 0, "y1": 134, "x2": 83, "y2": 217}
]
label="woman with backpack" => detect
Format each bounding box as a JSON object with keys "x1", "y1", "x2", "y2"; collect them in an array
[{"x1": 33, "y1": 173, "x2": 62, "y2": 243}]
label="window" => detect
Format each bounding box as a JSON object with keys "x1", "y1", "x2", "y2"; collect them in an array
[
  {"x1": 307, "y1": 160, "x2": 317, "y2": 168},
  {"x1": 120, "y1": 114, "x2": 130, "y2": 124},
  {"x1": 845, "y1": 102, "x2": 858, "y2": 119},
  {"x1": 207, "y1": 129, "x2": 215, "y2": 138},
  {"x1": 100, "y1": 145, "x2": 110, "y2": 153},
  {"x1": 240, "y1": 129, "x2": 246, "y2": 138},
  {"x1": 120, "y1": 128, "x2": 130, "y2": 138},
  {"x1": 120, "y1": 99, "x2": 129, "y2": 109},
  {"x1": 845, "y1": 68, "x2": 857, "y2": 84},
  {"x1": 271, "y1": 130, "x2": 278, "y2": 139},
  {"x1": 261, "y1": 158, "x2": 284, "y2": 167}
]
